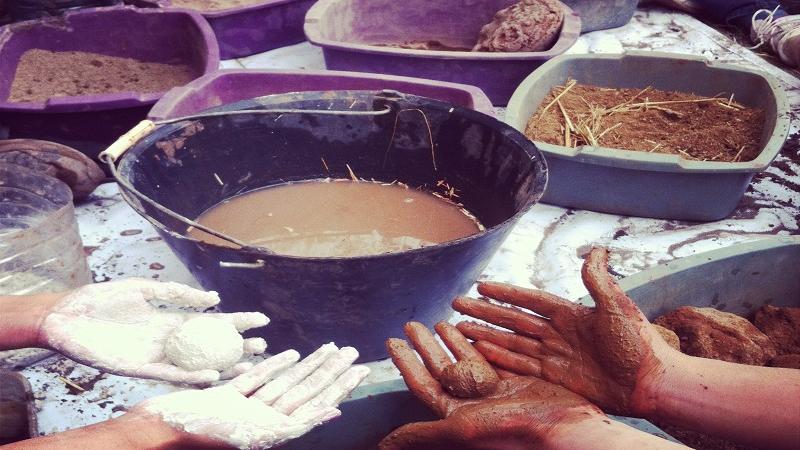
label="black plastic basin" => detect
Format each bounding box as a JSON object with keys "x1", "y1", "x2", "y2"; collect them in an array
[{"x1": 115, "y1": 90, "x2": 547, "y2": 361}]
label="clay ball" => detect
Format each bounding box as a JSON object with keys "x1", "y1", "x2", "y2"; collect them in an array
[
  {"x1": 439, "y1": 359, "x2": 500, "y2": 398},
  {"x1": 165, "y1": 316, "x2": 243, "y2": 371}
]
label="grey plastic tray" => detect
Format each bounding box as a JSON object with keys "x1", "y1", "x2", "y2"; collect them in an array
[
  {"x1": 505, "y1": 52, "x2": 791, "y2": 222},
  {"x1": 578, "y1": 236, "x2": 800, "y2": 317}
]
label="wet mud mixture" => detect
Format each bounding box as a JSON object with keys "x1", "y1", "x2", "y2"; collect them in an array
[
  {"x1": 168, "y1": 0, "x2": 267, "y2": 11},
  {"x1": 378, "y1": 0, "x2": 564, "y2": 53},
  {"x1": 525, "y1": 80, "x2": 766, "y2": 162},
  {"x1": 7, "y1": 50, "x2": 195, "y2": 103},
  {"x1": 187, "y1": 179, "x2": 482, "y2": 258},
  {"x1": 653, "y1": 304, "x2": 800, "y2": 450}
]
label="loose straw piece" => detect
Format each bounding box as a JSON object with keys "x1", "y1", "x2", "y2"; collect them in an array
[
  {"x1": 346, "y1": 164, "x2": 358, "y2": 182},
  {"x1": 58, "y1": 376, "x2": 85, "y2": 392},
  {"x1": 733, "y1": 146, "x2": 746, "y2": 162},
  {"x1": 541, "y1": 79, "x2": 578, "y2": 116}
]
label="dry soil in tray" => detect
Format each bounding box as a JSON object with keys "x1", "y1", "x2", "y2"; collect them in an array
[
  {"x1": 8, "y1": 49, "x2": 195, "y2": 103},
  {"x1": 525, "y1": 81, "x2": 766, "y2": 162}
]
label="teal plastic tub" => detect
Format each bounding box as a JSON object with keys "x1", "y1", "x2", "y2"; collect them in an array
[
  {"x1": 505, "y1": 52, "x2": 791, "y2": 221},
  {"x1": 578, "y1": 236, "x2": 800, "y2": 317}
]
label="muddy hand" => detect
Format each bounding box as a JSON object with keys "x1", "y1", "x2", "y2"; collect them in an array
[
  {"x1": 379, "y1": 322, "x2": 605, "y2": 450},
  {"x1": 40, "y1": 278, "x2": 269, "y2": 384},
  {"x1": 134, "y1": 344, "x2": 370, "y2": 449},
  {"x1": 454, "y1": 247, "x2": 681, "y2": 416}
]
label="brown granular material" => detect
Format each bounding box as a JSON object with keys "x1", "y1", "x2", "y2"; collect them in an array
[
  {"x1": 525, "y1": 81, "x2": 766, "y2": 162},
  {"x1": 8, "y1": 49, "x2": 196, "y2": 103},
  {"x1": 168, "y1": 0, "x2": 267, "y2": 12}
]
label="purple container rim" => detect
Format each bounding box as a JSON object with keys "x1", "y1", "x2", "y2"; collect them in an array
[
  {"x1": 304, "y1": 0, "x2": 581, "y2": 60},
  {"x1": 148, "y1": 68, "x2": 498, "y2": 120},
  {"x1": 157, "y1": 0, "x2": 310, "y2": 19},
  {"x1": 0, "y1": 5, "x2": 220, "y2": 113}
]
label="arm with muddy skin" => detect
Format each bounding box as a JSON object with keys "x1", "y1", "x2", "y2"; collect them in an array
[
  {"x1": 0, "y1": 279, "x2": 271, "y2": 383},
  {"x1": 456, "y1": 247, "x2": 800, "y2": 450},
  {"x1": 380, "y1": 321, "x2": 689, "y2": 449}
]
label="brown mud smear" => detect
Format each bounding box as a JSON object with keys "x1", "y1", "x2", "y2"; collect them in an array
[
  {"x1": 168, "y1": 0, "x2": 267, "y2": 12},
  {"x1": 8, "y1": 50, "x2": 195, "y2": 103},
  {"x1": 525, "y1": 80, "x2": 765, "y2": 162}
]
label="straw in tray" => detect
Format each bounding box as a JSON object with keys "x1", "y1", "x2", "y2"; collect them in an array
[{"x1": 524, "y1": 79, "x2": 765, "y2": 163}]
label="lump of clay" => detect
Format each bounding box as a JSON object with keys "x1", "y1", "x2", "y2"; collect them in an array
[
  {"x1": 165, "y1": 316, "x2": 243, "y2": 371},
  {"x1": 0, "y1": 139, "x2": 105, "y2": 200},
  {"x1": 753, "y1": 305, "x2": 800, "y2": 355},
  {"x1": 769, "y1": 354, "x2": 800, "y2": 369},
  {"x1": 652, "y1": 324, "x2": 680, "y2": 351},
  {"x1": 473, "y1": 0, "x2": 565, "y2": 52},
  {"x1": 439, "y1": 359, "x2": 500, "y2": 398},
  {"x1": 654, "y1": 307, "x2": 776, "y2": 365}
]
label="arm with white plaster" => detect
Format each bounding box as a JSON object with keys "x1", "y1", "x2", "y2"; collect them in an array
[
  {"x1": 0, "y1": 278, "x2": 270, "y2": 383},
  {"x1": 5, "y1": 344, "x2": 370, "y2": 450}
]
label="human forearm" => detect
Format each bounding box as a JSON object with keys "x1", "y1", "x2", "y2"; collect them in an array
[
  {"x1": 4, "y1": 412, "x2": 228, "y2": 450},
  {"x1": 643, "y1": 354, "x2": 800, "y2": 449},
  {"x1": 0, "y1": 292, "x2": 61, "y2": 350},
  {"x1": 547, "y1": 416, "x2": 690, "y2": 450}
]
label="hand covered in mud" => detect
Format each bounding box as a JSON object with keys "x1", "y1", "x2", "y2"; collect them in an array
[
  {"x1": 455, "y1": 247, "x2": 682, "y2": 416},
  {"x1": 379, "y1": 321, "x2": 605, "y2": 450},
  {"x1": 40, "y1": 279, "x2": 269, "y2": 384},
  {"x1": 134, "y1": 344, "x2": 370, "y2": 450}
]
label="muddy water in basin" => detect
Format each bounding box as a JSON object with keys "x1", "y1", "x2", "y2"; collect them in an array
[{"x1": 187, "y1": 180, "x2": 483, "y2": 258}]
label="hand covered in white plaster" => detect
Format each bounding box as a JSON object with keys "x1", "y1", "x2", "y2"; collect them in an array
[
  {"x1": 136, "y1": 344, "x2": 370, "y2": 449},
  {"x1": 41, "y1": 278, "x2": 269, "y2": 384}
]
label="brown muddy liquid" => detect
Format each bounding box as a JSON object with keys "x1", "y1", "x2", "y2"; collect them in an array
[{"x1": 187, "y1": 180, "x2": 482, "y2": 258}]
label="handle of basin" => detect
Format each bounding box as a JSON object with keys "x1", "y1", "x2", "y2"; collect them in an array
[{"x1": 219, "y1": 260, "x2": 266, "y2": 269}]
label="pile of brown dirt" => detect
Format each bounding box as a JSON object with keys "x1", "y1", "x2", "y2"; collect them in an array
[
  {"x1": 525, "y1": 80, "x2": 766, "y2": 162},
  {"x1": 8, "y1": 49, "x2": 195, "y2": 103},
  {"x1": 168, "y1": 0, "x2": 266, "y2": 12}
]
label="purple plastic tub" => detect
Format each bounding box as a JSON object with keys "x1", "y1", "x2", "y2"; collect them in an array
[
  {"x1": 130, "y1": 0, "x2": 316, "y2": 59},
  {"x1": 148, "y1": 68, "x2": 496, "y2": 120},
  {"x1": 0, "y1": 6, "x2": 218, "y2": 160},
  {"x1": 304, "y1": 0, "x2": 581, "y2": 105}
]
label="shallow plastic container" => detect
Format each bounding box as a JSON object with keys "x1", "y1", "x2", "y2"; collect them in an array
[
  {"x1": 561, "y1": 0, "x2": 637, "y2": 32},
  {"x1": 578, "y1": 236, "x2": 800, "y2": 316},
  {"x1": 505, "y1": 52, "x2": 790, "y2": 221},
  {"x1": 0, "y1": 164, "x2": 92, "y2": 296},
  {"x1": 107, "y1": 90, "x2": 548, "y2": 361},
  {"x1": 148, "y1": 69, "x2": 496, "y2": 120},
  {"x1": 0, "y1": 6, "x2": 219, "y2": 161},
  {"x1": 129, "y1": 0, "x2": 315, "y2": 59},
  {"x1": 283, "y1": 379, "x2": 679, "y2": 448},
  {"x1": 304, "y1": 0, "x2": 581, "y2": 105}
]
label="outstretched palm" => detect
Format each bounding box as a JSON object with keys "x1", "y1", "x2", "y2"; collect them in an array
[
  {"x1": 454, "y1": 247, "x2": 680, "y2": 416},
  {"x1": 379, "y1": 322, "x2": 603, "y2": 449},
  {"x1": 41, "y1": 279, "x2": 269, "y2": 384},
  {"x1": 136, "y1": 344, "x2": 369, "y2": 449}
]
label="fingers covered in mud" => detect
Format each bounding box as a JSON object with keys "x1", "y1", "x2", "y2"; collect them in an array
[
  {"x1": 452, "y1": 296, "x2": 559, "y2": 340},
  {"x1": 477, "y1": 281, "x2": 577, "y2": 319}
]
